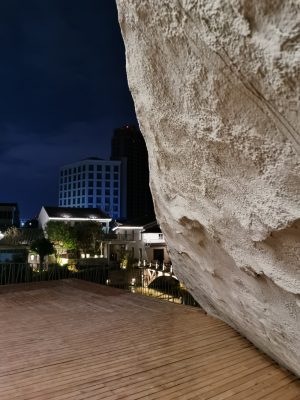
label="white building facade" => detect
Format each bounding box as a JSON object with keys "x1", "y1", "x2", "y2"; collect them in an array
[
  {"x1": 58, "y1": 157, "x2": 122, "y2": 220},
  {"x1": 110, "y1": 221, "x2": 171, "y2": 265}
]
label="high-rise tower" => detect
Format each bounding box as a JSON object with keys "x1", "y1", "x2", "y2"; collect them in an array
[{"x1": 111, "y1": 125, "x2": 154, "y2": 220}]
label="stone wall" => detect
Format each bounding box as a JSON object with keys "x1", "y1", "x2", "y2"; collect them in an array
[{"x1": 116, "y1": 0, "x2": 300, "y2": 376}]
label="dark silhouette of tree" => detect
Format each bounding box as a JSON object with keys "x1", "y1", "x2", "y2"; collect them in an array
[
  {"x1": 30, "y1": 238, "x2": 55, "y2": 271},
  {"x1": 73, "y1": 221, "x2": 105, "y2": 256}
]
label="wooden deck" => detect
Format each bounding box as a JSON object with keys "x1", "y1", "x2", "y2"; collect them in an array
[{"x1": 0, "y1": 280, "x2": 299, "y2": 400}]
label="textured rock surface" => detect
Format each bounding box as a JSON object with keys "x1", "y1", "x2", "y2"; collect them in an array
[{"x1": 116, "y1": 0, "x2": 300, "y2": 375}]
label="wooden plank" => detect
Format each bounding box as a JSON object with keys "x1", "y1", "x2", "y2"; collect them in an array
[{"x1": 0, "y1": 280, "x2": 298, "y2": 400}]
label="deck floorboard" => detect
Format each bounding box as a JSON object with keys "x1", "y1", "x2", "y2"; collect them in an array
[{"x1": 0, "y1": 280, "x2": 299, "y2": 400}]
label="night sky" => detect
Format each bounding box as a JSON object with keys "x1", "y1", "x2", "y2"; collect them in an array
[{"x1": 0, "y1": 1, "x2": 137, "y2": 219}]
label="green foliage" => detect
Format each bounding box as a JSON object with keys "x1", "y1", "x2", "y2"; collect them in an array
[
  {"x1": 73, "y1": 221, "x2": 104, "y2": 255},
  {"x1": 45, "y1": 221, "x2": 106, "y2": 258},
  {"x1": 3, "y1": 226, "x2": 21, "y2": 244},
  {"x1": 45, "y1": 221, "x2": 77, "y2": 251}
]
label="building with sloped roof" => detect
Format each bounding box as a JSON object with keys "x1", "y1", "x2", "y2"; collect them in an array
[{"x1": 38, "y1": 206, "x2": 111, "y2": 232}]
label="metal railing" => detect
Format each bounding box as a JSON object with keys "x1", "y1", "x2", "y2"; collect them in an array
[{"x1": 0, "y1": 263, "x2": 199, "y2": 308}]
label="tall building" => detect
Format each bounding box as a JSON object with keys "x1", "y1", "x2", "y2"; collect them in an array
[
  {"x1": 111, "y1": 125, "x2": 154, "y2": 220},
  {"x1": 58, "y1": 157, "x2": 121, "y2": 220}
]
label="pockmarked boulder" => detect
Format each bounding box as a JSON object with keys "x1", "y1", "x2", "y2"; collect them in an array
[{"x1": 116, "y1": 0, "x2": 300, "y2": 376}]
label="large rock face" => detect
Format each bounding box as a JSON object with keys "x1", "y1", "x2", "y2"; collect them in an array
[{"x1": 116, "y1": 0, "x2": 300, "y2": 375}]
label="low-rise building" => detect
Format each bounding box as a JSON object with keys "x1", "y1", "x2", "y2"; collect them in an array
[
  {"x1": 0, "y1": 203, "x2": 20, "y2": 232},
  {"x1": 110, "y1": 219, "x2": 170, "y2": 266},
  {"x1": 38, "y1": 206, "x2": 111, "y2": 232}
]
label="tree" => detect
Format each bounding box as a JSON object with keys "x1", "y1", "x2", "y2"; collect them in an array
[
  {"x1": 30, "y1": 238, "x2": 55, "y2": 271},
  {"x1": 45, "y1": 221, "x2": 77, "y2": 257},
  {"x1": 3, "y1": 226, "x2": 21, "y2": 244},
  {"x1": 73, "y1": 221, "x2": 105, "y2": 257}
]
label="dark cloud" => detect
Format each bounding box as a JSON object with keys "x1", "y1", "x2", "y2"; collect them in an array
[
  {"x1": 0, "y1": 1, "x2": 137, "y2": 217},
  {"x1": 0, "y1": 0, "x2": 133, "y2": 132}
]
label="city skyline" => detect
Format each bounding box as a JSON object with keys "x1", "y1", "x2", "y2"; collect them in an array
[{"x1": 0, "y1": 1, "x2": 137, "y2": 219}]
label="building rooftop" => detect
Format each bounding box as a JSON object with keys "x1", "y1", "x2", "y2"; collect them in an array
[
  {"x1": 43, "y1": 206, "x2": 110, "y2": 220},
  {"x1": 143, "y1": 223, "x2": 162, "y2": 234},
  {"x1": 0, "y1": 279, "x2": 299, "y2": 399},
  {"x1": 84, "y1": 156, "x2": 104, "y2": 161},
  {"x1": 0, "y1": 203, "x2": 18, "y2": 207},
  {"x1": 0, "y1": 228, "x2": 43, "y2": 246},
  {"x1": 114, "y1": 217, "x2": 157, "y2": 229}
]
